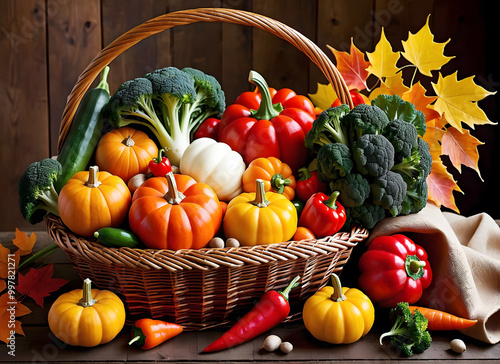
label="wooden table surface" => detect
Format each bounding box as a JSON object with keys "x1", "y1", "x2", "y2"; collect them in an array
[{"x1": 2, "y1": 230, "x2": 499, "y2": 363}]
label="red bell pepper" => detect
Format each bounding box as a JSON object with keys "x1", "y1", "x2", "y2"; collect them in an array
[
  {"x1": 194, "y1": 117, "x2": 221, "y2": 140},
  {"x1": 298, "y1": 191, "x2": 346, "y2": 238},
  {"x1": 148, "y1": 149, "x2": 172, "y2": 177},
  {"x1": 357, "y1": 234, "x2": 432, "y2": 308},
  {"x1": 218, "y1": 71, "x2": 315, "y2": 174},
  {"x1": 203, "y1": 275, "x2": 300, "y2": 353},
  {"x1": 129, "y1": 318, "x2": 183, "y2": 350},
  {"x1": 332, "y1": 89, "x2": 365, "y2": 107},
  {"x1": 295, "y1": 167, "x2": 328, "y2": 202}
]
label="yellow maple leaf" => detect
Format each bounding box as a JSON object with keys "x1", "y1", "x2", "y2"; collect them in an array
[
  {"x1": 366, "y1": 28, "x2": 400, "y2": 80},
  {"x1": 427, "y1": 159, "x2": 462, "y2": 213},
  {"x1": 402, "y1": 81, "x2": 441, "y2": 123},
  {"x1": 432, "y1": 72, "x2": 497, "y2": 131},
  {"x1": 401, "y1": 15, "x2": 454, "y2": 77},
  {"x1": 308, "y1": 83, "x2": 337, "y2": 110},
  {"x1": 441, "y1": 126, "x2": 484, "y2": 178},
  {"x1": 369, "y1": 73, "x2": 409, "y2": 100},
  {"x1": 12, "y1": 229, "x2": 36, "y2": 256}
]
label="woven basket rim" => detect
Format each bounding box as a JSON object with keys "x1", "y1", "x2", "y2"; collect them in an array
[{"x1": 46, "y1": 214, "x2": 368, "y2": 272}]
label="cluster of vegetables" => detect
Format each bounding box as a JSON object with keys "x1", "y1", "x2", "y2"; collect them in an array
[{"x1": 19, "y1": 64, "x2": 476, "y2": 357}]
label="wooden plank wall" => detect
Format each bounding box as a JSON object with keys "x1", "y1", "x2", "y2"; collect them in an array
[{"x1": 1, "y1": 0, "x2": 499, "y2": 232}]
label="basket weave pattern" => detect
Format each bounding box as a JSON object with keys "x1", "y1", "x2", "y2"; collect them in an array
[{"x1": 48, "y1": 8, "x2": 367, "y2": 330}]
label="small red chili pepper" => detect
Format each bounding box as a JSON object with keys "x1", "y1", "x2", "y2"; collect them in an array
[
  {"x1": 148, "y1": 149, "x2": 172, "y2": 177},
  {"x1": 203, "y1": 275, "x2": 301, "y2": 353},
  {"x1": 194, "y1": 117, "x2": 221, "y2": 140},
  {"x1": 298, "y1": 191, "x2": 346, "y2": 238},
  {"x1": 295, "y1": 167, "x2": 328, "y2": 202},
  {"x1": 332, "y1": 89, "x2": 365, "y2": 107},
  {"x1": 129, "y1": 318, "x2": 183, "y2": 350}
]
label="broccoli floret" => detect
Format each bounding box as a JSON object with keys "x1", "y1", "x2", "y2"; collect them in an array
[
  {"x1": 346, "y1": 201, "x2": 386, "y2": 229},
  {"x1": 352, "y1": 134, "x2": 395, "y2": 177},
  {"x1": 384, "y1": 119, "x2": 418, "y2": 160},
  {"x1": 343, "y1": 103, "x2": 390, "y2": 142},
  {"x1": 371, "y1": 171, "x2": 407, "y2": 217},
  {"x1": 304, "y1": 104, "x2": 351, "y2": 150},
  {"x1": 316, "y1": 143, "x2": 353, "y2": 182},
  {"x1": 392, "y1": 138, "x2": 432, "y2": 185},
  {"x1": 380, "y1": 302, "x2": 432, "y2": 357},
  {"x1": 401, "y1": 176, "x2": 429, "y2": 215},
  {"x1": 372, "y1": 94, "x2": 426, "y2": 137},
  {"x1": 330, "y1": 173, "x2": 371, "y2": 208},
  {"x1": 109, "y1": 66, "x2": 225, "y2": 165},
  {"x1": 19, "y1": 158, "x2": 62, "y2": 224}
]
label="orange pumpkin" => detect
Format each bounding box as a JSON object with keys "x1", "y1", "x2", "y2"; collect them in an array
[
  {"x1": 95, "y1": 126, "x2": 158, "y2": 183},
  {"x1": 129, "y1": 172, "x2": 222, "y2": 250},
  {"x1": 242, "y1": 157, "x2": 296, "y2": 200},
  {"x1": 58, "y1": 166, "x2": 131, "y2": 237}
]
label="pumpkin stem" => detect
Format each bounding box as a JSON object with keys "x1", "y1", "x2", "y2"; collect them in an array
[
  {"x1": 122, "y1": 135, "x2": 135, "y2": 147},
  {"x1": 85, "y1": 166, "x2": 102, "y2": 188},
  {"x1": 252, "y1": 179, "x2": 270, "y2": 207},
  {"x1": 164, "y1": 171, "x2": 185, "y2": 204},
  {"x1": 78, "y1": 278, "x2": 97, "y2": 307},
  {"x1": 329, "y1": 273, "x2": 347, "y2": 302}
]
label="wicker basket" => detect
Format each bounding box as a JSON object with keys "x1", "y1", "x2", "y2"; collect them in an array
[{"x1": 47, "y1": 7, "x2": 368, "y2": 330}]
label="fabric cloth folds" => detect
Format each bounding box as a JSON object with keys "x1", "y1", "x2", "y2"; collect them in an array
[{"x1": 368, "y1": 203, "x2": 500, "y2": 344}]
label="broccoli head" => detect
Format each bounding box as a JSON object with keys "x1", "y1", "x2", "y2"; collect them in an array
[
  {"x1": 380, "y1": 302, "x2": 432, "y2": 357},
  {"x1": 352, "y1": 134, "x2": 395, "y2": 177},
  {"x1": 401, "y1": 175, "x2": 429, "y2": 215},
  {"x1": 19, "y1": 158, "x2": 61, "y2": 224},
  {"x1": 370, "y1": 171, "x2": 407, "y2": 217},
  {"x1": 346, "y1": 200, "x2": 386, "y2": 230},
  {"x1": 329, "y1": 173, "x2": 371, "y2": 208},
  {"x1": 392, "y1": 137, "x2": 432, "y2": 185},
  {"x1": 109, "y1": 66, "x2": 225, "y2": 165},
  {"x1": 372, "y1": 94, "x2": 426, "y2": 137},
  {"x1": 316, "y1": 142, "x2": 353, "y2": 182},
  {"x1": 343, "y1": 103, "x2": 390, "y2": 142},
  {"x1": 384, "y1": 119, "x2": 418, "y2": 160},
  {"x1": 304, "y1": 104, "x2": 350, "y2": 150}
]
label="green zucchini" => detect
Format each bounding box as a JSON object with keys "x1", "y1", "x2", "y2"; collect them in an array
[
  {"x1": 94, "y1": 227, "x2": 142, "y2": 248},
  {"x1": 55, "y1": 66, "x2": 111, "y2": 192}
]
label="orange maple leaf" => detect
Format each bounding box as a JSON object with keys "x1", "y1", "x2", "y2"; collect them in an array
[
  {"x1": 327, "y1": 39, "x2": 370, "y2": 91},
  {"x1": 441, "y1": 126, "x2": 484, "y2": 178},
  {"x1": 0, "y1": 292, "x2": 31, "y2": 344},
  {"x1": 402, "y1": 81, "x2": 441, "y2": 123},
  {"x1": 0, "y1": 280, "x2": 5, "y2": 293},
  {"x1": 12, "y1": 229, "x2": 36, "y2": 256},
  {"x1": 0, "y1": 245, "x2": 20, "y2": 279},
  {"x1": 427, "y1": 159, "x2": 462, "y2": 213}
]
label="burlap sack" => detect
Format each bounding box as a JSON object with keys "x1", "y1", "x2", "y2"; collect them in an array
[{"x1": 368, "y1": 202, "x2": 500, "y2": 344}]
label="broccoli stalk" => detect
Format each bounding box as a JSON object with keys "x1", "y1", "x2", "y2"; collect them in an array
[
  {"x1": 109, "y1": 67, "x2": 225, "y2": 165},
  {"x1": 19, "y1": 158, "x2": 62, "y2": 224},
  {"x1": 304, "y1": 104, "x2": 351, "y2": 150},
  {"x1": 380, "y1": 302, "x2": 432, "y2": 357}
]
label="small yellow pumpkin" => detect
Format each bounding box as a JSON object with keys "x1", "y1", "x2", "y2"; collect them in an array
[
  {"x1": 48, "y1": 279, "x2": 126, "y2": 347},
  {"x1": 223, "y1": 179, "x2": 297, "y2": 246},
  {"x1": 302, "y1": 273, "x2": 375, "y2": 344},
  {"x1": 58, "y1": 165, "x2": 131, "y2": 237}
]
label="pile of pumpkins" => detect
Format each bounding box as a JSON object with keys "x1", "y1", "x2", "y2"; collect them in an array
[{"x1": 57, "y1": 126, "x2": 301, "y2": 250}]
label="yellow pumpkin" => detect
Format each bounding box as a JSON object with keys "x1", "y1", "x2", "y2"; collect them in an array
[
  {"x1": 48, "y1": 279, "x2": 126, "y2": 347},
  {"x1": 223, "y1": 179, "x2": 297, "y2": 246},
  {"x1": 58, "y1": 165, "x2": 131, "y2": 237},
  {"x1": 302, "y1": 273, "x2": 375, "y2": 344},
  {"x1": 95, "y1": 126, "x2": 158, "y2": 183}
]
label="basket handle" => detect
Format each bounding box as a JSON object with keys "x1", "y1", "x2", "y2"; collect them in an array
[{"x1": 57, "y1": 7, "x2": 352, "y2": 152}]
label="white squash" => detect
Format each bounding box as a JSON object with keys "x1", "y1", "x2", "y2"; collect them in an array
[{"x1": 179, "y1": 138, "x2": 245, "y2": 201}]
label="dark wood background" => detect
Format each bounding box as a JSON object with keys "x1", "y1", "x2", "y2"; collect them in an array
[{"x1": 2, "y1": 0, "x2": 499, "y2": 232}]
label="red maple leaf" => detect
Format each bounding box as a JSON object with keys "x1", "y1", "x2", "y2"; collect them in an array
[{"x1": 16, "y1": 264, "x2": 68, "y2": 307}]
